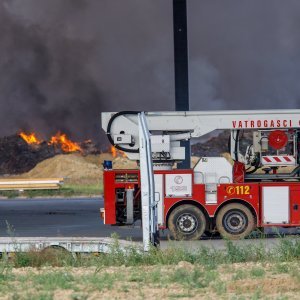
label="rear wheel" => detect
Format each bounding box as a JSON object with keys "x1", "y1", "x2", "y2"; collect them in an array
[
  {"x1": 168, "y1": 204, "x2": 206, "y2": 240},
  {"x1": 216, "y1": 203, "x2": 255, "y2": 240}
]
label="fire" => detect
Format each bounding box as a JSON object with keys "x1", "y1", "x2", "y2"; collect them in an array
[
  {"x1": 110, "y1": 146, "x2": 127, "y2": 158},
  {"x1": 20, "y1": 130, "x2": 82, "y2": 153},
  {"x1": 19, "y1": 132, "x2": 42, "y2": 145},
  {"x1": 49, "y1": 132, "x2": 82, "y2": 153},
  {"x1": 111, "y1": 146, "x2": 117, "y2": 158}
]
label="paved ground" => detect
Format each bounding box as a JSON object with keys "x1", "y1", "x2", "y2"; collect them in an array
[
  {"x1": 0, "y1": 197, "x2": 298, "y2": 249},
  {"x1": 0, "y1": 198, "x2": 146, "y2": 240}
]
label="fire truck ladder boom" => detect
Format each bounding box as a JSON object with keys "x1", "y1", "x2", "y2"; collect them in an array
[{"x1": 102, "y1": 110, "x2": 300, "y2": 162}]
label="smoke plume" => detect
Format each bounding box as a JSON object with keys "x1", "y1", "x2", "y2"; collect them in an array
[
  {"x1": 1, "y1": 0, "x2": 300, "y2": 142},
  {"x1": 0, "y1": 0, "x2": 173, "y2": 141},
  {"x1": 188, "y1": 0, "x2": 300, "y2": 110}
]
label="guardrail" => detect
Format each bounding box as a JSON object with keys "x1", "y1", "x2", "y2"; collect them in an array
[
  {"x1": 0, "y1": 178, "x2": 64, "y2": 191},
  {"x1": 0, "y1": 237, "x2": 140, "y2": 254}
]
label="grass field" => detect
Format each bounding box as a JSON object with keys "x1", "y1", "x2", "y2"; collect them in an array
[
  {"x1": 0, "y1": 237, "x2": 300, "y2": 299},
  {"x1": 1, "y1": 261, "x2": 299, "y2": 299},
  {"x1": 0, "y1": 184, "x2": 103, "y2": 198}
]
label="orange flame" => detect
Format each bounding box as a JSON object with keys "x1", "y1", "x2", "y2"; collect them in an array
[
  {"x1": 49, "y1": 132, "x2": 82, "y2": 153},
  {"x1": 20, "y1": 130, "x2": 83, "y2": 153},
  {"x1": 111, "y1": 146, "x2": 117, "y2": 158},
  {"x1": 19, "y1": 132, "x2": 42, "y2": 145},
  {"x1": 111, "y1": 146, "x2": 127, "y2": 158}
]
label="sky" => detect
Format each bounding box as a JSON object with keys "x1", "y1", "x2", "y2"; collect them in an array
[{"x1": 1, "y1": 0, "x2": 300, "y2": 142}]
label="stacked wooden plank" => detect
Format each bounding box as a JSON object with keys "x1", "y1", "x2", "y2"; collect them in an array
[{"x1": 0, "y1": 178, "x2": 63, "y2": 190}]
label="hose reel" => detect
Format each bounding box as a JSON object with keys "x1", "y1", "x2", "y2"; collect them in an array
[{"x1": 268, "y1": 130, "x2": 288, "y2": 150}]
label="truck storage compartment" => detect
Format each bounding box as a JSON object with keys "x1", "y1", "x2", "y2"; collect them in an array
[{"x1": 262, "y1": 186, "x2": 289, "y2": 224}]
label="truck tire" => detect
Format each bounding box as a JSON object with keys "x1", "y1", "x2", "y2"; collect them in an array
[
  {"x1": 216, "y1": 203, "x2": 255, "y2": 240},
  {"x1": 168, "y1": 204, "x2": 206, "y2": 240}
]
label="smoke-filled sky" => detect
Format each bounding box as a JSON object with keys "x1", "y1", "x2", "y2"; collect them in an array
[{"x1": 1, "y1": 0, "x2": 300, "y2": 141}]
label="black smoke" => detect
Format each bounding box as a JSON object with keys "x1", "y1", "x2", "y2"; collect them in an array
[
  {"x1": 188, "y1": 0, "x2": 300, "y2": 110},
  {"x1": 0, "y1": 0, "x2": 174, "y2": 141},
  {"x1": 1, "y1": 0, "x2": 300, "y2": 143},
  {"x1": 1, "y1": 1, "x2": 102, "y2": 140}
]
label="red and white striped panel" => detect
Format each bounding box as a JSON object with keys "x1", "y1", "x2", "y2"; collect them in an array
[{"x1": 261, "y1": 156, "x2": 296, "y2": 166}]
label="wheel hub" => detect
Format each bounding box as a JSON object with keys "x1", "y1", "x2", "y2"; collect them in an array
[
  {"x1": 223, "y1": 210, "x2": 247, "y2": 234},
  {"x1": 177, "y1": 213, "x2": 198, "y2": 234},
  {"x1": 230, "y1": 216, "x2": 241, "y2": 227}
]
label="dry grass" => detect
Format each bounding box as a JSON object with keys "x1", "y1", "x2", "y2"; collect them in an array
[
  {"x1": 0, "y1": 261, "x2": 299, "y2": 299},
  {"x1": 0, "y1": 237, "x2": 299, "y2": 298}
]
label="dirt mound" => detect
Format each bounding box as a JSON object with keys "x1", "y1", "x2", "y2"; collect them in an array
[
  {"x1": 20, "y1": 154, "x2": 101, "y2": 185},
  {"x1": 18, "y1": 153, "x2": 137, "y2": 185},
  {"x1": 84, "y1": 153, "x2": 137, "y2": 170},
  {"x1": 111, "y1": 156, "x2": 137, "y2": 169}
]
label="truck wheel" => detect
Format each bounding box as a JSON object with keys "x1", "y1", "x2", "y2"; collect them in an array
[
  {"x1": 168, "y1": 204, "x2": 206, "y2": 240},
  {"x1": 216, "y1": 203, "x2": 255, "y2": 240}
]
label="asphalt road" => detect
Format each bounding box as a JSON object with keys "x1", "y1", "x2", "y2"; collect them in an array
[
  {"x1": 0, "y1": 198, "x2": 146, "y2": 240},
  {"x1": 0, "y1": 197, "x2": 298, "y2": 249}
]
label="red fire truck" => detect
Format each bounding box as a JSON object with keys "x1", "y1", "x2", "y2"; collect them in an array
[{"x1": 101, "y1": 110, "x2": 300, "y2": 240}]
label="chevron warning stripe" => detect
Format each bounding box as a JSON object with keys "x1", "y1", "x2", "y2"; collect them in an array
[{"x1": 262, "y1": 156, "x2": 295, "y2": 165}]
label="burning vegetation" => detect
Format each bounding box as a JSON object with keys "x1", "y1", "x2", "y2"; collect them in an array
[
  {"x1": 110, "y1": 146, "x2": 127, "y2": 158},
  {"x1": 20, "y1": 132, "x2": 82, "y2": 153},
  {"x1": 48, "y1": 132, "x2": 82, "y2": 153},
  {"x1": 0, "y1": 130, "x2": 129, "y2": 176},
  {"x1": 0, "y1": 131, "x2": 101, "y2": 175},
  {"x1": 19, "y1": 132, "x2": 42, "y2": 145}
]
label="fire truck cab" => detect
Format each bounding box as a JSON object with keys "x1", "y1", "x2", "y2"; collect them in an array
[{"x1": 101, "y1": 110, "x2": 300, "y2": 240}]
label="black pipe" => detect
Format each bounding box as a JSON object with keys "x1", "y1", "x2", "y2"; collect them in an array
[
  {"x1": 234, "y1": 130, "x2": 240, "y2": 162},
  {"x1": 106, "y1": 111, "x2": 140, "y2": 153}
]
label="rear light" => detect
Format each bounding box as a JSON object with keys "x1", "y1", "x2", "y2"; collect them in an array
[{"x1": 100, "y1": 208, "x2": 105, "y2": 220}]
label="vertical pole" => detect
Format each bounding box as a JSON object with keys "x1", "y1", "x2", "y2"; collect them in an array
[
  {"x1": 173, "y1": 0, "x2": 190, "y2": 169},
  {"x1": 138, "y1": 112, "x2": 159, "y2": 251}
]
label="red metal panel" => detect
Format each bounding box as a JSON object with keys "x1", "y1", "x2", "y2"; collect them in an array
[
  {"x1": 216, "y1": 183, "x2": 260, "y2": 220},
  {"x1": 103, "y1": 170, "x2": 116, "y2": 224},
  {"x1": 160, "y1": 170, "x2": 202, "y2": 224},
  {"x1": 103, "y1": 169, "x2": 140, "y2": 225},
  {"x1": 233, "y1": 161, "x2": 245, "y2": 183},
  {"x1": 192, "y1": 184, "x2": 206, "y2": 207},
  {"x1": 290, "y1": 187, "x2": 300, "y2": 225},
  {"x1": 165, "y1": 182, "x2": 260, "y2": 223}
]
